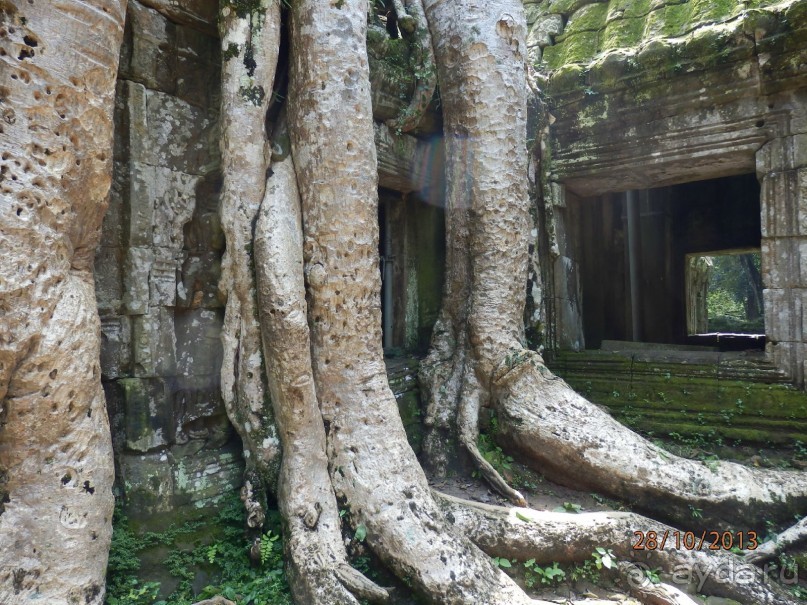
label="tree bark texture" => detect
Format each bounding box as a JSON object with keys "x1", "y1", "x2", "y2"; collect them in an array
[
  {"x1": 217, "y1": 0, "x2": 282, "y2": 529},
  {"x1": 0, "y1": 1, "x2": 126, "y2": 602},
  {"x1": 254, "y1": 154, "x2": 386, "y2": 605},
  {"x1": 437, "y1": 492, "x2": 798, "y2": 605}
]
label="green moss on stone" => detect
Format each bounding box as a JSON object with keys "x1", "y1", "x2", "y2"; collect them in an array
[
  {"x1": 602, "y1": 16, "x2": 646, "y2": 50},
  {"x1": 543, "y1": 61, "x2": 587, "y2": 92},
  {"x1": 563, "y1": 2, "x2": 609, "y2": 36},
  {"x1": 222, "y1": 42, "x2": 240, "y2": 61},
  {"x1": 547, "y1": 0, "x2": 599, "y2": 16},
  {"x1": 525, "y1": 2, "x2": 550, "y2": 26},
  {"x1": 690, "y1": 0, "x2": 742, "y2": 23},
  {"x1": 553, "y1": 30, "x2": 602, "y2": 66},
  {"x1": 646, "y1": 3, "x2": 694, "y2": 38},
  {"x1": 587, "y1": 50, "x2": 635, "y2": 88},
  {"x1": 551, "y1": 350, "x2": 807, "y2": 445},
  {"x1": 607, "y1": 0, "x2": 653, "y2": 21}
]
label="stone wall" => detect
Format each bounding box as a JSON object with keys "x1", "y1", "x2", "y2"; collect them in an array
[
  {"x1": 94, "y1": 2, "x2": 437, "y2": 520},
  {"x1": 528, "y1": 0, "x2": 807, "y2": 386},
  {"x1": 95, "y1": 0, "x2": 241, "y2": 518}
]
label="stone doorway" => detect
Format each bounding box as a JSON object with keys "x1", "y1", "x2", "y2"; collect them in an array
[{"x1": 567, "y1": 173, "x2": 763, "y2": 350}]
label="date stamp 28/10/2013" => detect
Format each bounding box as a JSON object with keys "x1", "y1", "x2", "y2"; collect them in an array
[{"x1": 632, "y1": 530, "x2": 759, "y2": 551}]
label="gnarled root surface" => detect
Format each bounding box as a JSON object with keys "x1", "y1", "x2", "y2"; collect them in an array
[
  {"x1": 254, "y1": 155, "x2": 386, "y2": 605},
  {"x1": 493, "y1": 356, "x2": 807, "y2": 529},
  {"x1": 437, "y1": 492, "x2": 800, "y2": 605},
  {"x1": 217, "y1": 0, "x2": 282, "y2": 529}
]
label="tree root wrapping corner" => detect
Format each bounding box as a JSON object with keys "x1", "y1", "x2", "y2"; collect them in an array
[{"x1": 218, "y1": 0, "x2": 282, "y2": 534}]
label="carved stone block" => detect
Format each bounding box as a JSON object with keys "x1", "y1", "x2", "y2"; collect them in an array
[
  {"x1": 132, "y1": 307, "x2": 177, "y2": 377},
  {"x1": 152, "y1": 167, "x2": 200, "y2": 249},
  {"x1": 95, "y1": 246, "x2": 124, "y2": 315},
  {"x1": 100, "y1": 315, "x2": 132, "y2": 380},
  {"x1": 763, "y1": 287, "x2": 803, "y2": 343},
  {"x1": 119, "y1": 377, "x2": 173, "y2": 453},
  {"x1": 128, "y1": 161, "x2": 156, "y2": 247},
  {"x1": 760, "y1": 170, "x2": 800, "y2": 238},
  {"x1": 123, "y1": 246, "x2": 154, "y2": 315},
  {"x1": 124, "y1": 82, "x2": 215, "y2": 174},
  {"x1": 177, "y1": 252, "x2": 222, "y2": 309},
  {"x1": 175, "y1": 308, "x2": 223, "y2": 378},
  {"x1": 149, "y1": 253, "x2": 180, "y2": 307},
  {"x1": 761, "y1": 237, "x2": 798, "y2": 288}
]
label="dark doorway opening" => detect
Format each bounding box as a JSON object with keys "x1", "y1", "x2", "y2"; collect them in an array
[
  {"x1": 378, "y1": 189, "x2": 446, "y2": 356},
  {"x1": 570, "y1": 173, "x2": 763, "y2": 350}
]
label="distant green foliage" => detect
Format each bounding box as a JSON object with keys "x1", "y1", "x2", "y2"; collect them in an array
[
  {"x1": 706, "y1": 253, "x2": 764, "y2": 333},
  {"x1": 106, "y1": 495, "x2": 292, "y2": 605}
]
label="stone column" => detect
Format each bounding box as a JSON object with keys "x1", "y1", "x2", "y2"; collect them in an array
[{"x1": 757, "y1": 93, "x2": 807, "y2": 386}]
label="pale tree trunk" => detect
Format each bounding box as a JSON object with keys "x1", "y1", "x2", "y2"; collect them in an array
[
  {"x1": 0, "y1": 0, "x2": 126, "y2": 602},
  {"x1": 420, "y1": 0, "x2": 807, "y2": 532},
  {"x1": 286, "y1": 1, "x2": 542, "y2": 603},
  {"x1": 217, "y1": 0, "x2": 282, "y2": 531},
  {"x1": 254, "y1": 154, "x2": 387, "y2": 605}
]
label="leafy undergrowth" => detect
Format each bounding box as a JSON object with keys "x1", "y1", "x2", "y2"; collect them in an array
[{"x1": 106, "y1": 494, "x2": 292, "y2": 605}]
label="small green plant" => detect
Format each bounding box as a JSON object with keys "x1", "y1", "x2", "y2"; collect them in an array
[
  {"x1": 689, "y1": 505, "x2": 703, "y2": 520},
  {"x1": 492, "y1": 556, "x2": 513, "y2": 568},
  {"x1": 702, "y1": 454, "x2": 720, "y2": 474},
  {"x1": 570, "y1": 559, "x2": 599, "y2": 583},
  {"x1": 106, "y1": 579, "x2": 161, "y2": 605},
  {"x1": 790, "y1": 585, "x2": 807, "y2": 599},
  {"x1": 477, "y1": 434, "x2": 513, "y2": 472},
  {"x1": 592, "y1": 547, "x2": 616, "y2": 570},
  {"x1": 106, "y1": 494, "x2": 293, "y2": 605},
  {"x1": 354, "y1": 523, "x2": 368, "y2": 543},
  {"x1": 260, "y1": 529, "x2": 281, "y2": 566},
  {"x1": 523, "y1": 559, "x2": 566, "y2": 587},
  {"x1": 643, "y1": 567, "x2": 661, "y2": 584},
  {"x1": 554, "y1": 501, "x2": 582, "y2": 514}
]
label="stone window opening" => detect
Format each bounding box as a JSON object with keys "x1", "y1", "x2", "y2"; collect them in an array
[{"x1": 685, "y1": 251, "x2": 764, "y2": 343}]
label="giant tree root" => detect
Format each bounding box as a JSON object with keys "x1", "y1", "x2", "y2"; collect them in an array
[
  {"x1": 436, "y1": 492, "x2": 800, "y2": 605},
  {"x1": 217, "y1": 0, "x2": 282, "y2": 529},
  {"x1": 745, "y1": 516, "x2": 807, "y2": 563},
  {"x1": 419, "y1": 0, "x2": 807, "y2": 534},
  {"x1": 492, "y1": 355, "x2": 807, "y2": 529},
  {"x1": 286, "y1": 2, "x2": 555, "y2": 603},
  {"x1": 0, "y1": 1, "x2": 125, "y2": 601},
  {"x1": 617, "y1": 562, "x2": 700, "y2": 605}
]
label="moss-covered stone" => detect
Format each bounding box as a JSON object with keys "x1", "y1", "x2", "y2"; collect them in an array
[
  {"x1": 644, "y1": 2, "x2": 694, "y2": 38},
  {"x1": 547, "y1": 30, "x2": 602, "y2": 67},
  {"x1": 544, "y1": 62, "x2": 589, "y2": 95},
  {"x1": 548, "y1": 0, "x2": 607, "y2": 17},
  {"x1": 563, "y1": 2, "x2": 610, "y2": 36},
  {"x1": 602, "y1": 15, "x2": 646, "y2": 50},
  {"x1": 607, "y1": 0, "x2": 653, "y2": 21},
  {"x1": 535, "y1": 0, "x2": 805, "y2": 95},
  {"x1": 550, "y1": 350, "x2": 807, "y2": 444},
  {"x1": 690, "y1": 0, "x2": 744, "y2": 23}
]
